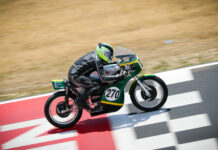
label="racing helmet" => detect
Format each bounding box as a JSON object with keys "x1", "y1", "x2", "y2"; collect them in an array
[{"x1": 96, "y1": 43, "x2": 114, "y2": 63}]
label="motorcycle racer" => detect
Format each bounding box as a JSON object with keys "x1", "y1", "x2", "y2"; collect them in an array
[{"x1": 68, "y1": 43, "x2": 125, "y2": 112}]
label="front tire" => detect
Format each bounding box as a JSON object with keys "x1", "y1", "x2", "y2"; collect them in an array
[
  {"x1": 130, "y1": 76, "x2": 168, "y2": 111},
  {"x1": 44, "y1": 91, "x2": 82, "y2": 128}
]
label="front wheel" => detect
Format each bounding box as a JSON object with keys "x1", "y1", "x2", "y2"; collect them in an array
[
  {"x1": 130, "y1": 76, "x2": 168, "y2": 111},
  {"x1": 44, "y1": 91, "x2": 83, "y2": 128}
]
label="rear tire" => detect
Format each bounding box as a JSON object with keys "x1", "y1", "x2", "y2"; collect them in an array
[
  {"x1": 44, "y1": 91, "x2": 82, "y2": 128},
  {"x1": 130, "y1": 76, "x2": 168, "y2": 111}
]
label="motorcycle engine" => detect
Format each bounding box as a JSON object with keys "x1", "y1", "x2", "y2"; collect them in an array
[
  {"x1": 103, "y1": 64, "x2": 121, "y2": 75},
  {"x1": 89, "y1": 64, "x2": 121, "y2": 84}
]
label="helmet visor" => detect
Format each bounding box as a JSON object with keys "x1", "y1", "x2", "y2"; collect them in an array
[{"x1": 104, "y1": 51, "x2": 112, "y2": 62}]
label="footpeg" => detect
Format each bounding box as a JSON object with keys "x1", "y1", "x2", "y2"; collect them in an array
[{"x1": 90, "y1": 108, "x2": 105, "y2": 116}]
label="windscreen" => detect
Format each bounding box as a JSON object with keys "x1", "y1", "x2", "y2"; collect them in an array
[
  {"x1": 114, "y1": 46, "x2": 135, "y2": 56},
  {"x1": 113, "y1": 46, "x2": 137, "y2": 63}
]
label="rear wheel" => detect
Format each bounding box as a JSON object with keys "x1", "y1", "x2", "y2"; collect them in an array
[
  {"x1": 44, "y1": 91, "x2": 82, "y2": 128},
  {"x1": 130, "y1": 76, "x2": 168, "y2": 111}
]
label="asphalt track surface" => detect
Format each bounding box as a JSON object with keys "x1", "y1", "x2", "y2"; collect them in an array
[{"x1": 0, "y1": 62, "x2": 218, "y2": 150}]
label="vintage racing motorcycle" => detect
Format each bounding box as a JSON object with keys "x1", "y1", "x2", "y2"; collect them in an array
[{"x1": 44, "y1": 47, "x2": 168, "y2": 128}]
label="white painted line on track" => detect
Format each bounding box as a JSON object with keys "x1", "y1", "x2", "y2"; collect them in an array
[
  {"x1": 0, "y1": 93, "x2": 53, "y2": 105},
  {"x1": 178, "y1": 138, "x2": 218, "y2": 150},
  {"x1": 137, "y1": 133, "x2": 177, "y2": 150},
  {"x1": 163, "y1": 91, "x2": 202, "y2": 108},
  {"x1": 156, "y1": 61, "x2": 218, "y2": 85},
  {"x1": 131, "y1": 110, "x2": 169, "y2": 127},
  {"x1": 157, "y1": 61, "x2": 218, "y2": 75},
  {"x1": 27, "y1": 141, "x2": 78, "y2": 150},
  {"x1": 1, "y1": 118, "x2": 46, "y2": 132},
  {"x1": 2, "y1": 118, "x2": 77, "y2": 150},
  {"x1": 169, "y1": 113, "x2": 211, "y2": 132},
  {"x1": 156, "y1": 69, "x2": 193, "y2": 85}
]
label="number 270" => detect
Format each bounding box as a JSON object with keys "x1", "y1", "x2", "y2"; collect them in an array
[{"x1": 106, "y1": 89, "x2": 120, "y2": 98}]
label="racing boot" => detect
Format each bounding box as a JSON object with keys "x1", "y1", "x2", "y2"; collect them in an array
[
  {"x1": 75, "y1": 85, "x2": 100, "y2": 112},
  {"x1": 75, "y1": 99, "x2": 91, "y2": 111},
  {"x1": 75, "y1": 92, "x2": 91, "y2": 112},
  {"x1": 90, "y1": 105, "x2": 105, "y2": 116}
]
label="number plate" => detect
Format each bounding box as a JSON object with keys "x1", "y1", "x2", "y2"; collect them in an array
[{"x1": 105, "y1": 87, "x2": 121, "y2": 101}]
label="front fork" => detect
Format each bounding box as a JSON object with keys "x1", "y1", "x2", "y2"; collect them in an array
[
  {"x1": 134, "y1": 76, "x2": 151, "y2": 97},
  {"x1": 65, "y1": 87, "x2": 69, "y2": 105},
  {"x1": 64, "y1": 85, "x2": 77, "y2": 113},
  {"x1": 64, "y1": 79, "x2": 71, "y2": 109}
]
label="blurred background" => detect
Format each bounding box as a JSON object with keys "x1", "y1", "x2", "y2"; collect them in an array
[{"x1": 0, "y1": 0, "x2": 217, "y2": 100}]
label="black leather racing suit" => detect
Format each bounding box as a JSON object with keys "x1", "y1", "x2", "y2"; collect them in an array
[{"x1": 68, "y1": 51, "x2": 122, "y2": 110}]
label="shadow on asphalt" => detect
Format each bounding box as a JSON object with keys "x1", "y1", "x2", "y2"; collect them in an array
[{"x1": 47, "y1": 108, "x2": 171, "y2": 134}]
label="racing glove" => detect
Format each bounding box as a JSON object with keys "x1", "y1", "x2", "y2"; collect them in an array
[{"x1": 117, "y1": 70, "x2": 128, "y2": 81}]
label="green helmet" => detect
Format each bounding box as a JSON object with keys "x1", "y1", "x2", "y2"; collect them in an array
[{"x1": 96, "y1": 43, "x2": 114, "y2": 63}]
